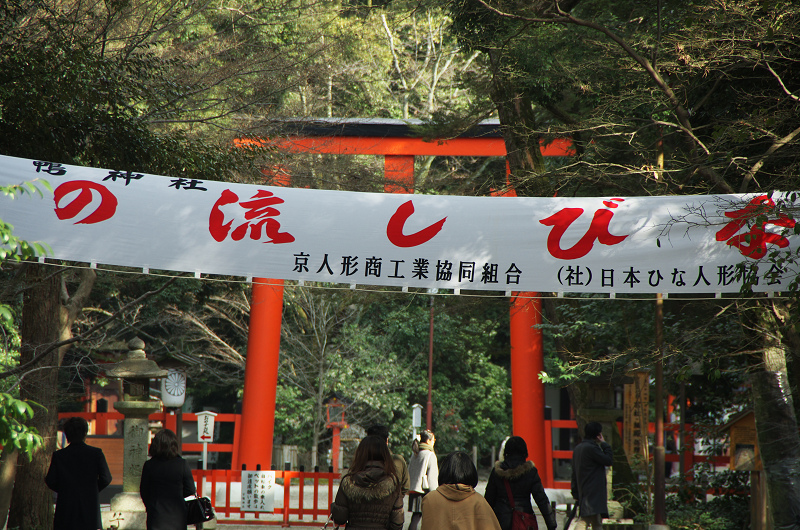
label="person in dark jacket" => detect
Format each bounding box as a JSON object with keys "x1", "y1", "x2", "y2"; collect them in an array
[
  {"x1": 331, "y1": 435, "x2": 403, "y2": 530},
  {"x1": 45, "y1": 416, "x2": 113, "y2": 530},
  {"x1": 367, "y1": 424, "x2": 410, "y2": 497},
  {"x1": 140, "y1": 428, "x2": 197, "y2": 530},
  {"x1": 484, "y1": 436, "x2": 557, "y2": 530},
  {"x1": 570, "y1": 422, "x2": 613, "y2": 530}
]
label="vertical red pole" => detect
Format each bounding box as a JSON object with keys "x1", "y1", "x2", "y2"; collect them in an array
[
  {"x1": 84, "y1": 381, "x2": 92, "y2": 412},
  {"x1": 237, "y1": 278, "x2": 284, "y2": 471},
  {"x1": 164, "y1": 411, "x2": 177, "y2": 435},
  {"x1": 331, "y1": 427, "x2": 341, "y2": 473},
  {"x1": 95, "y1": 413, "x2": 108, "y2": 436},
  {"x1": 510, "y1": 293, "x2": 548, "y2": 484},
  {"x1": 384, "y1": 153, "x2": 425, "y2": 427}
]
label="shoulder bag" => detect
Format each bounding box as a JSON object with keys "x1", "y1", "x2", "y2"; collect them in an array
[
  {"x1": 503, "y1": 478, "x2": 538, "y2": 530},
  {"x1": 186, "y1": 495, "x2": 215, "y2": 525}
]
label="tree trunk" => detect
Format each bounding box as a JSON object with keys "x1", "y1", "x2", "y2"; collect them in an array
[
  {"x1": 486, "y1": 63, "x2": 547, "y2": 196},
  {"x1": 748, "y1": 299, "x2": 800, "y2": 529},
  {"x1": 8, "y1": 265, "x2": 60, "y2": 530},
  {"x1": 771, "y1": 300, "x2": 800, "y2": 422},
  {"x1": 0, "y1": 448, "x2": 19, "y2": 529}
]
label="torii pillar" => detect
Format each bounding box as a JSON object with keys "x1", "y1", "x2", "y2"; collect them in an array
[
  {"x1": 491, "y1": 172, "x2": 547, "y2": 481},
  {"x1": 236, "y1": 169, "x2": 292, "y2": 471},
  {"x1": 510, "y1": 294, "x2": 548, "y2": 478},
  {"x1": 237, "y1": 278, "x2": 283, "y2": 471}
]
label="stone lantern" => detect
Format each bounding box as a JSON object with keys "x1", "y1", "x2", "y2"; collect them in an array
[{"x1": 104, "y1": 337, "x2": 168, "y2": 530}]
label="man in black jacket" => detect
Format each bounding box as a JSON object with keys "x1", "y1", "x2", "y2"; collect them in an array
[
  {"x1": 46, "y1": 416, "x2": 112, "y2": 530},
  {"x1": 570, "y1": 422, "x2": 613, "y2": 530}
]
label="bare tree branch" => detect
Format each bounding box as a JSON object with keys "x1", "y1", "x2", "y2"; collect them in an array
[{"x1": 0, "y1": 274, "x2": 177, "y2": 380}]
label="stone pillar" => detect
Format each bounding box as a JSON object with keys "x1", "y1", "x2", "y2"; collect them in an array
[
  {"x1": 103, "y1": 338, "x2": 167, "y2": 530},
  {"x1": 107, "y1": 401, "x2": 162, "y2": 529}
]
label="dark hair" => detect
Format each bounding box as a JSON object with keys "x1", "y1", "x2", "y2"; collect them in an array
[
  {"x1": 63, "y1": 417, "x2": 88, "y2": 444},
  {"x1": 584, "y1": 421, "x2": 603, "y2": 439},
  {"x1": 411, "y1": 430, "x2": 435, "y2": 455},
  {"x1": 347, "y1": 435, "x2": 397, "y2": 480},
  {"x1": 503, "y1": 436, "x2": 528, "y2": 459},
  {"x1": 149, "y1": 428, "x2": 181, "y2": 459},
  {"x1": 366, "y1": 424, "x2": 390, "y2": 441},
  {"x1": 438, "y1": 451, "x2": 478, "y2": 487}
]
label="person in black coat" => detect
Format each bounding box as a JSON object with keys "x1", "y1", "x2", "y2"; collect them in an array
[
  {"x1": 45, "y1": 416, "x2": 113, "y2": 530},
  {"x1": 570, "y1": 422, "x2": 613, "y2": 530},
  {"x1": 139, "y1": 428, "x2": 197, "y2": 530},
  {"x1": 484, "y1": 436, "x2": 557, "y2": 530}
]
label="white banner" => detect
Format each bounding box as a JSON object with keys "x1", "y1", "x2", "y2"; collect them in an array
[{"x1": 1, "y1": 154, "x2": 797, "y2": 294}]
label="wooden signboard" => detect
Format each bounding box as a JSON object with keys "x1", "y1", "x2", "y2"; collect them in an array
[{"x1": 623, "y1": 370, "x2": 649, "y2": 468}]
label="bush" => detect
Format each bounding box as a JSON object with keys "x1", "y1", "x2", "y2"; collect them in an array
[{"x1": 665, "y1": 469, "x2": 749, "y2": 530}]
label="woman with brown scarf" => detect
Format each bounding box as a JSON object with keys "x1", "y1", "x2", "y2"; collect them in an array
[{"x1": 420, "y1": 451, "x2": 501, "y2": 530}]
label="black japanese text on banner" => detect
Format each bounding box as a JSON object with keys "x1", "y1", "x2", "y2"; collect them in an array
[{"x1": 1, "y1": 154, "x2": 797, "y2": 294}]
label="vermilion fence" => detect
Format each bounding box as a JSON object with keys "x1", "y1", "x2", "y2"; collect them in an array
[
  {"x1": 59, "y1": 411, "x2": 730, "y2": 526},
  {"x1": 192, "y1": 468, "x2": 337, "y2": 526}
]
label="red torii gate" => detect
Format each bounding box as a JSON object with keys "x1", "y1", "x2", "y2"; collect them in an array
[{"x1": 234, "y1": 119, "x2": 572, "y2": 483}]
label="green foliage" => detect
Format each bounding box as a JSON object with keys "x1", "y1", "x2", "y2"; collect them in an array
[
  {"x1": 0, "y1": 182, "x2": 47, "y2": 461},
  {"x1": 538, "y1": 295, "x2": 656, "y2": 386},
  {"x1": 0, "y1": 390, "x2": 44, "y2": 461},
  {"x1": 0, "y1": 183, "x2": 52, "y2": 262},
  {"x1": 274, "y1": 383, "x2": 312, "y2": 445},
  {"x1": 665, "y1": 468, "x2": 750, "y2": 530},
  {"x1": 0, "y1": 299, "x2": 21, "y2": 395},
  {"x1": 356, "y1": 292, "x2": 512, "y2": 456}
]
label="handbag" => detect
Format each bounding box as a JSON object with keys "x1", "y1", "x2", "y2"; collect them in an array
[
  {"x1": 186, "y1": 495, "x2": 215, "y2": 525},
  {"x1": 503, "y1": 479, "x2": 538, "y2": 530}
]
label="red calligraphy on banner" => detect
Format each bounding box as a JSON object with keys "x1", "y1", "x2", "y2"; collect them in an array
[
  {"x1": 539, "y1": 198, "x2": 629, "y2": 260},
  {"x1": 715, "y1": 195, "x2": 795, "y2": 259},
  {"x1": 209, "y1": 189, "x2": 295, "y2": 244},
  {"x1": 53, "y1": 181, "x2": 118, "y2": 224},
  {"x1": 386, "y1": 200, "x2": 447, "y2": 248}
]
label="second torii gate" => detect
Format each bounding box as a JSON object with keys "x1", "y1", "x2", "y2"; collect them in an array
[{"x1": 235, "y1": 118, "x2": 572, "y2": 485}]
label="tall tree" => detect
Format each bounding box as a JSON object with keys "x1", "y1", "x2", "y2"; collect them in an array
[
  {"x1": 443, "y1": 0, "x2": 800, "y2": 521},
  {"x1": 8, "y1": 266, "x2": 60, "y2": 529},
  {"x1": 0, "y1": 183, "x2": 47, "y2": 529},
  {"x1": 0, "y1": 0, "x2": 272, "y2": 524}
]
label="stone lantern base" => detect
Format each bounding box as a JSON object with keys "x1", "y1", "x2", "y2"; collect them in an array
[
  {"x1": 102, "y1": 400, "x2": 162, "y2": 530},
  {"x1": 104, "y1": 492, "x2": 148, "y2": 530}
]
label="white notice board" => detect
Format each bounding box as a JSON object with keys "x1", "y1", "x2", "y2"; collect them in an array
[{"x1": 241, "y1": 470, "x2": 276, "y2": 512}]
